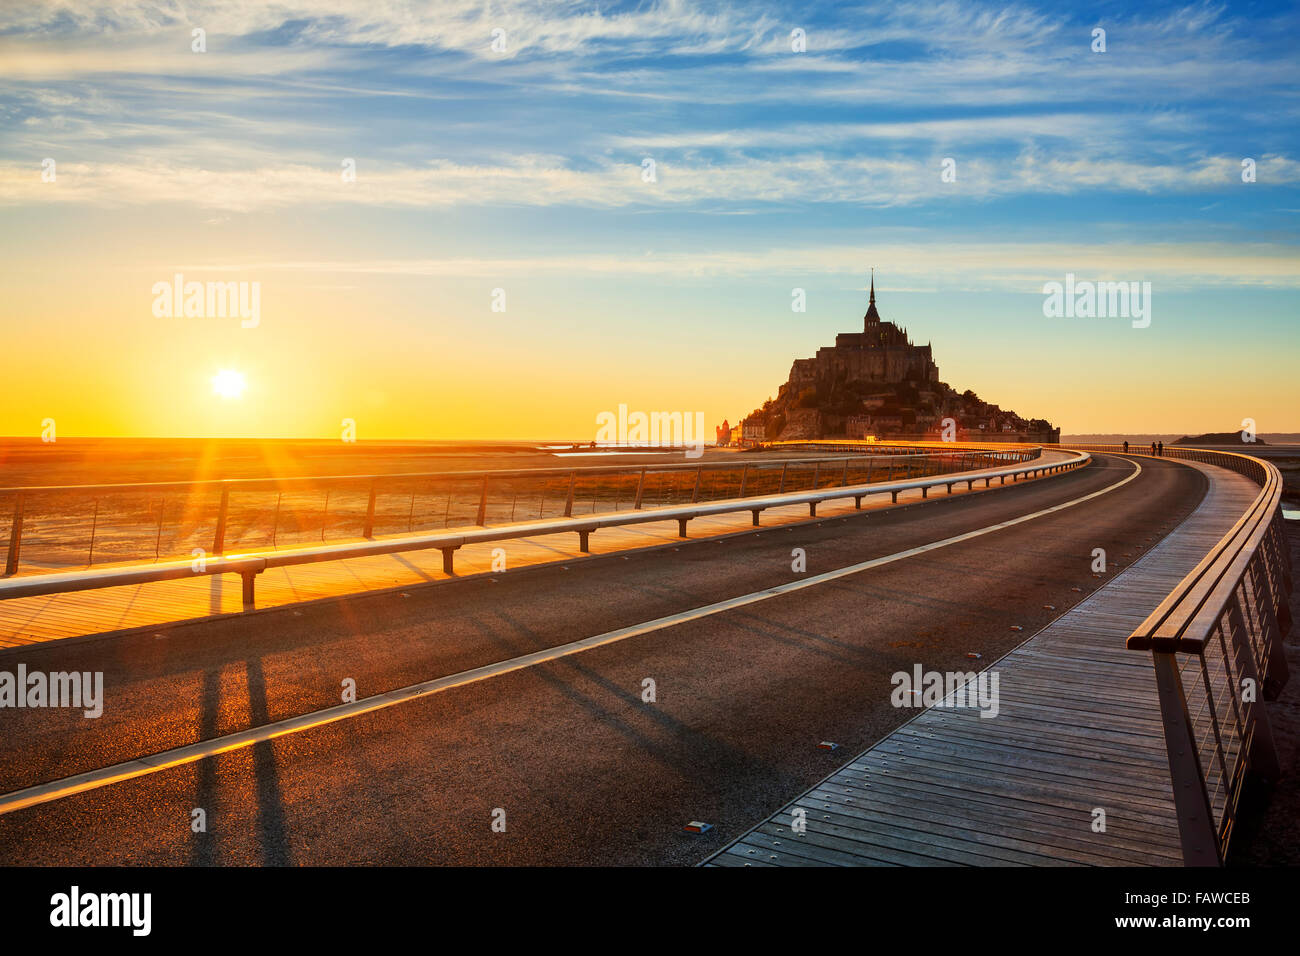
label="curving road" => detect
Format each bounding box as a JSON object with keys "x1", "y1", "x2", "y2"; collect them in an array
[{"x1": 0, "y1": 453, "x2": 1207, "y2": 865}]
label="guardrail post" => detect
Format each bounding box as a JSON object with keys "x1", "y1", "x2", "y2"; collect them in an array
[
  {"x1": 476, "y1": 476, "x2": 489, "y2": 526},
  {"x1": 240, "y1": 570, "x2": 259, "y2": 610},
  {"x1": 4, "y1": 494, "x2": 24, "y2": 576},
  {"x1": 738, "y1": 464, "x2": 748, "y2": 498},
  {"x1": 808, "y1": 501, "x2": 817, "y2": 516},
  {"x1": 691, "y1": 466, "x2": 703, "y2": 503},
  {"x1": 1150, "y1": 651, "x2": 1223, "y2": 866},
  {"x1": 213, "y1": 487, "x2": 230, "y2": 556},
  {"x1": 564, "y1": 471, "x2": 576, "y2": 517},
  {"x1": 441, "y1": 547, "x2": 457, "y2": 575},
  {"x1": 578, "y1": 530, "x2": 591, "y2": 553},
  {"x1": 677, "y1": 517, "x2": 689, "y2": 538},
  {"x1": 363, "y1": 479, "x2": 378, "y2": 538},
  {"x1": 778, "y1": 463, "x2": 788, "y2": 494},
  {"x1": 751, "y1": 509, "x2": 761, "y2": 526},
  {"x1": 634, "y1": 468, "x2": 647, "y2": 510}
]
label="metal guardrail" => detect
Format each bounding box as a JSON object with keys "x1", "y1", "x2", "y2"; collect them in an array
[
  {"x1": 1055, "y1": 442, "x2": 1293, "y2": 865},
  {"x1": 0, "y1": 446, "x2": 1085, "y2": 609},
  {"x1": 1, "y1": 444, "x2": 1039, "y2": 576}
]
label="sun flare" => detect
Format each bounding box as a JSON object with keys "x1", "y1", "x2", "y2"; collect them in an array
[{"x1": 211, "y1": 369, "x2": 247, "y2": 399}]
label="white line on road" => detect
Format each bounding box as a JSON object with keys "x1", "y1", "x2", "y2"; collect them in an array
[{"x1": 0, "y1": 458, "x2": 1141, "y2": 817}]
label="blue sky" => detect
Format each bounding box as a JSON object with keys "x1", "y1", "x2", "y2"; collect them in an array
[{"x1": 1, "y1": 0, "x2": 1298, "y2": 438}]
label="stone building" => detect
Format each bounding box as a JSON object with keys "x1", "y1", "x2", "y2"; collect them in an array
[
  {"x1": 784, "y1": 273, "x2": 938, "y2": 394},
  {"x1": 742, "y1": 273, "x2": 1059, "y2": 443}
]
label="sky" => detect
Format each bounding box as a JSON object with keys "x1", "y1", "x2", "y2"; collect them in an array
[{"x1": 1, "y1": 0, "x2": 1298, "y2": 440}]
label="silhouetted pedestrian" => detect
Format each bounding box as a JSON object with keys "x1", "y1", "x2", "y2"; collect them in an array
[
  {"x1": 1123, "y1": 440, "x2": 1129, "y2": 453},
  {"x1": 1151, "y1": 441, "x2": 1157, "y2": 455},
  {"x1": 1157, "y1": 441, "x2": 1163, "y2": 457}
]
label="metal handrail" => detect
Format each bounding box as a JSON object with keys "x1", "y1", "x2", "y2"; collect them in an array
[
  {"x1": 0, "y1": 448, "x2": 1089, "y2": 609},
  {"x1": 0, "y1": 442, "x2": 988, "y2": 497},
  {"x1": 2, "y1": 442, "x2": 1040, "y2": 575}
]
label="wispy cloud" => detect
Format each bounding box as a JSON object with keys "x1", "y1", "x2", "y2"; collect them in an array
[
  {"x1": 175, "y1": 240, "x2": 1300, "y2": 290},
  {"x1": 4, "y1": 151, "x2": 1295, "y2": 211}
]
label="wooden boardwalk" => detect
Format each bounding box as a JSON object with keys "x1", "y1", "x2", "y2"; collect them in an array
[
  {"x1": 706, "y1": 458, "x2": 1260, "y2": 867},
  {"x1": 0, "y1": 455, "x2": 1072, "y2": 649}
]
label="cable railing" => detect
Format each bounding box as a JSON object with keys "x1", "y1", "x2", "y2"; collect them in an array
[
  {"x1": 0, "y1": 446, "x2": 1083, "y2": 608},
  {"x1": 0, "y1": 443, "x2": 1040, "y2": 577},
  {"x1": 1054, "y1": 442, "x2": 1292, "y2": 865}
]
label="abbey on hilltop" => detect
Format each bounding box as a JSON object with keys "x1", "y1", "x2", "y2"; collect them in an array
[
  {"x1": 789, "y1": 273, "x2": 939, "y2": 389},
  {"x1": 736, "y1": 274, "x2": 1059, "y2": 444}
]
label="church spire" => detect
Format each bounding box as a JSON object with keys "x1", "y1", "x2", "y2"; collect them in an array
[{"x1": 864, "y1": 269, "x2": 881, "y2": 327}]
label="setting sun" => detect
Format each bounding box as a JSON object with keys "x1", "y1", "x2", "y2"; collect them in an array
[{"x1": 211, "y1": 369, "x2": 247, "y2": 400}]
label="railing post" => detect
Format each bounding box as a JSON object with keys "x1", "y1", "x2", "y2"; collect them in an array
[
  {"x1": 4, "y1": 494, "x2": 24, "y2": 576},
  {"x1": 811, "y1": 462, "x2": 821, "y2": 490},
  {"x1": 778, "y1": 462, "x2": 788, "y2": 494},
  {"x1": 154, "y1": 495, "x2": 165, "y2": 559},
  {"x1": 634, "y1": 468, "x2": 647, "y2": 510},
  {"x1": 564, "y1": 471, "x2": 576, "y2": 517},
  {"x1": 476, "y1": 476, "x2": 489, "y2": 526},
  {"x1": 841, "y1": 459, "x2": 849, "y2": 486},
  {"x1": 691, "y1": 466, "x2": 703, "y2": 503},
  {"x1": 88, "y1": 498, "x2": 100, "y2": 565},
  {"x1": 213, "y1": 487, "x2": 230, "y2": 556},
  {"x1": 363, "y1": 479, "x2": 378, "y2": 538},
  {"x1": 738, "y1": 464, "x2": 748, "y2": 498},
  {"x1": 1150, "y1": 651, "x2": 1223, "y2": 866}
]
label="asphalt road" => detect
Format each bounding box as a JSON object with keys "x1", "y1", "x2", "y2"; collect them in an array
[{"x1": 0, "y1": 453, "x2": 1207, "y2": 865}]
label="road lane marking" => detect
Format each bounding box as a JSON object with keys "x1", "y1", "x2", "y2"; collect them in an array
[{"x1": 0, "y1": 457, "x2": 1141, "y2": 817}]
